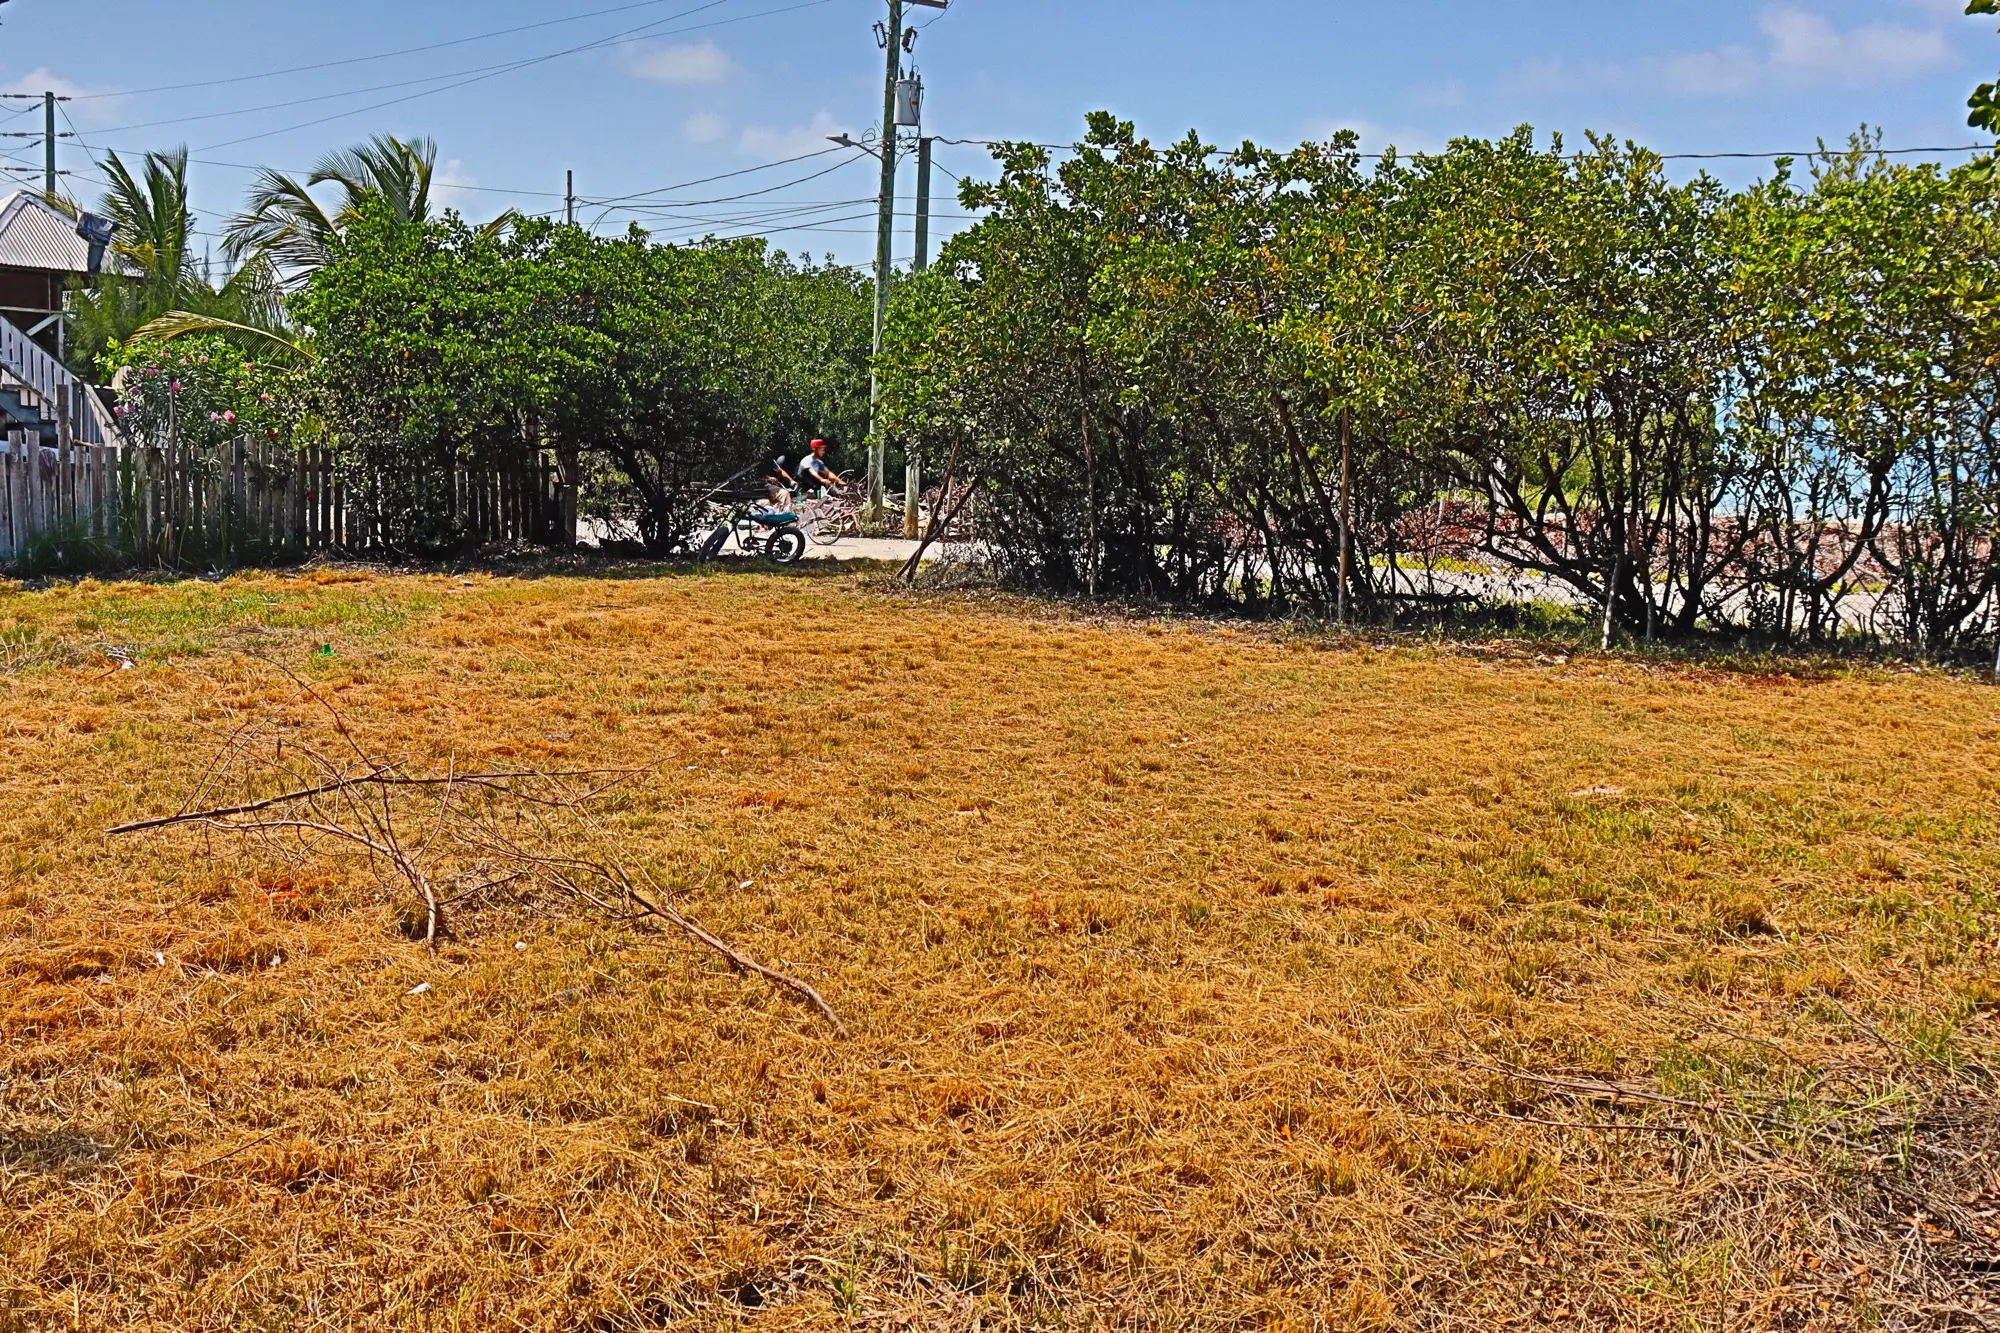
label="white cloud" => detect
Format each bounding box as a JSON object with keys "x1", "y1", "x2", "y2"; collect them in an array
[
  {"x1": 1653, "y1": 5, "x2": 1951, "y2": 94},
  {"x1": 433, "y1": 159, "x2": 479, "y2": 213},
  {"x1": 684, "y1": 112, "x2": 729, "y2": 145},
  {"x1": 1657, "y1": 45, "x2": 1764, "y2": 95},
  {"x1": 1764, "y1": 6, "x2": 1951, "y2": 82},
  {"x1": 1, "y1": 68, "x2": 126, "y2": 125},
  {"x1": 622, "y1": 40, "x2": 735, "y2": 86},
  {"x1": 739, "y1": 110, "x2": 851, "y2": 159}
]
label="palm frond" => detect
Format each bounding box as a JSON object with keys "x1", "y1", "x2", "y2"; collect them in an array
[
  {"x1": 224, "y1": 168, "x2": 342, "y2": 280},
  {"x1": 314, "y1": 134, "x2": 437, "y2": 227},
  {"x1": 478, "y1": 210, "x2": 520, "y2": 241},
  {"x1": 127, "y1": 310, "x2": 313, "y2": 360}
]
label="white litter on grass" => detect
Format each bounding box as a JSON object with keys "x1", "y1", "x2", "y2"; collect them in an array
[
  {"x1": 152, "y1": 952, "x2": 166, "y2": 966},
  {"x1": 1570, "y1": 785, "x2": 1628, "y2": 799},
  {"x1": 267, "y1": 953, "x2": 284, "y2": 969},
  {"x1": 406, "y1": 982, "x2": 431, "y2": 996},
  {"x1": 739, "y1": 880, "x2": 755, "y2": 890},
  {"x1": 514, "y1": 941, "x2": 527, "y2": 952}
]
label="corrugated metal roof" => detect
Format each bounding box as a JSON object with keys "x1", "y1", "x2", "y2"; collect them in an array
[{"x1": 0, "y1": 191, "x2": 110, "y2": 275}]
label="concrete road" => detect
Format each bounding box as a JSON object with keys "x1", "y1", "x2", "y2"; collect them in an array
[{"x1": 799, "y1": 535, "x2": 942, "y2": 564}]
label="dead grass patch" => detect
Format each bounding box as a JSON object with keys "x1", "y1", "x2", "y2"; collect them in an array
[{"x1": 0, "y1": 567, "x2": 1996, "y2": 1329}]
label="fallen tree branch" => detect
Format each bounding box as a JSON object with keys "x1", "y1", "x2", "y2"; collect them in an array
[
  {"x1": 902, "y1": 447, "x2": 979, "y2": 583},
  {"x1": 497, "y1": 849, "x2": 847, "y2": 1036},
  {"x1": 1439, "y1": 1107, "x2": 1699, "y2": 1137},
  {"x1": 108, "y1": 767, "x2": 641, "y2": 835},
  {"x1": 175, "y1": 815, "x2": 444, "y2": 946},
  {"x1": 114, "y1": 675, "x2": 839, "y2": 1025},
  {"x1": 625, "y1": 878, "x2": 848, "y2": 1038}
]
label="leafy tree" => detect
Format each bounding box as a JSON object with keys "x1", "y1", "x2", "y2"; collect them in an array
[
  {"x1": 289, "y1": 200, "x2": 869, "y2": 552},
  {"x1": 551, "y1": 234, "x2": 870, "y2": 551},
  {"x1": 884, "y1": 114, "x2": 2000, "y2": 653}
]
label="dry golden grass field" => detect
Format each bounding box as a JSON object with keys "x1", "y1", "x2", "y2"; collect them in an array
[{"x1": 2, "y1": 563, "x2": 1998, "y2": 1332}]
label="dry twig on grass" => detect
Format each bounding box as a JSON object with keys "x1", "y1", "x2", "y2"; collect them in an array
[
  {"x1": 472, "y1": 843, "x2": 848, "y2": 1036},
  {"x1": 106, "y1": 683, "x2": 847, "y2": 1032}
]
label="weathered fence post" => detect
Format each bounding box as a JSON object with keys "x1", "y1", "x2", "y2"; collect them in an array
[
  {"x1": 2, "y1": 431, "x2": 20, "y2": 557},
  {"x1": 56, "y1": 390, "x2": 72, "y2": 533},
  {"x1": 26, "y1": 432, "x2": 44, "y2": 546}
]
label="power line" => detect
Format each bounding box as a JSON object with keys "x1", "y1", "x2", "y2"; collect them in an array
[
  {"x1": 581, "y1": 145, "x2": 851, "y2": 208},
  {"x1": 1658, "y1": 144, "x2": 1994, "y2": 160},
  {"x1": 586, "y1": 152, "x2": 869, "y2": 224},
  {"x1": 611, "y1": 197, "x2": 877, "y2": 223},
  {"x1": 85, "y1": 0, "x2": 790, "y2": 139},
  {"x1": 195, "y1": 0, "x2": 833, "y2": 154},
  {"x1": 196, "y1": 154, "x2": 571, "y2": 199},
  {"x1": 66, "y1": 0, "x2": 766, "y2": 101},
  {"x1": 91, "y1": 61, "x2": 593, "y2": 138},
  {"x1": 680, "y1": 208, "x2": 881, "y2": 241}
]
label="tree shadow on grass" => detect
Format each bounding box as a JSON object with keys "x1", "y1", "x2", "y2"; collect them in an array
[
  {"x1": 466, "y1": 552, "x2": 910, "y2": 586},
  {"x1": 0, "y1": 1128, "x2": 119, "y2": 1178}
]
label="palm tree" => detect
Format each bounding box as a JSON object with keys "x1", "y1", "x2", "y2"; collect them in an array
[
  {"x1": 66, "y1": 146, "x2": 282, "y2": 377},
  {"x1": 224, "y1": 133, "x2": 439, "y2": 282}
]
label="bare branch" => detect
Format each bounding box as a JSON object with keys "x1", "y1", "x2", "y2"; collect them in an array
[{"x1": 108, "y1": 768, "x2": 642, "y2": 835}]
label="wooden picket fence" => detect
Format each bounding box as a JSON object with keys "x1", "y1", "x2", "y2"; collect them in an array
[
  {"x1": 1, "y1": 430, "x2": 120, "y2": 559},
  {"x1": 0, "y1": 429, "x2": 573, "y2": 565}
]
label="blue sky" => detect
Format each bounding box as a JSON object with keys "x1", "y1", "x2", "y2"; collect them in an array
[{"x1": 1, "y1": 0, "x2": 1993, "y2": 269}]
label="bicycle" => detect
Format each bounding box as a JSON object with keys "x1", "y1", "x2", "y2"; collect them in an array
[
  {"x1": 696, "y1": 500, "x2": 808, "y2": 564},
  {"x1": 799, "y1": 488, "x2": 921, "y2": 545},
  {"x1": 799, "y1": 487, "x2": 864, "y2": 546}
]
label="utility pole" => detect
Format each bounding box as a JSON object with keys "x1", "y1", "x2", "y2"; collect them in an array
[
  {"x1": 914, "y1": 136, "x2": 934, "y2": 273},
  {"x1": 864, "y1": 0, "x2": 905, "y2": 524},
  {"x1": 904, "y1": 140, "x2": 933, "y2": 541},
  {"x1": 0, "y1": 92, "x2": 71, "y2": 201},
  {"x1": 565, "y1": 170, "x2": 575, "y2": 226},
  {"x1": 865, "y1": 0, "x2": 944, "y2": 526}
]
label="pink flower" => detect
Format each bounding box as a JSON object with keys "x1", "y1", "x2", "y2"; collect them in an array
[
  {"x1": 259, "y1": 393, "x2": 272, "y2": 402},
  {"x1": 208, "y1": 412, "x2": 220, "y2": 421},
  {"x1": 142, "y1": 368, "x2": 157, "y2": 377},
  {"x1": 170, "y1": 382, "x2": 182, "y2": 392},
  {"x1": 223, "y1": 411, "x2": 236, "y2": 424}
]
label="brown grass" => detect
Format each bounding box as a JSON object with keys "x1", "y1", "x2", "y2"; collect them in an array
[{"x1": 2, "y1": 565, "x2": 1998, "y2": 1330}]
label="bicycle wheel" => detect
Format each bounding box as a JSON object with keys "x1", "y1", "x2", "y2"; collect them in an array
[
  {"x1": 767, "y1": 527, "x2": 807, "y2": 565},
  {"x1": 698, "y1": 524, "x2": 730, "y2": 559},
  {"x1": 809, "y1": 506, "x2": 854, "y2": 546}
]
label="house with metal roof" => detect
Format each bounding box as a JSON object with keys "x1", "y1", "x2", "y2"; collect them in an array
[{"x1": 0, "y1": 191, "x2": 122, "y2": 446}]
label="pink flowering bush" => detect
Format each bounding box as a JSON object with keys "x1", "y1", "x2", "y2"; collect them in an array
[{"x1": 105, "y1": 333, "x2": 296, "y2": 454}]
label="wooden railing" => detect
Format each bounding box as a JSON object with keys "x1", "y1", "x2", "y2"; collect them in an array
[{"x1": 0, "y1": 316, "x2": 119, "y2": 446}]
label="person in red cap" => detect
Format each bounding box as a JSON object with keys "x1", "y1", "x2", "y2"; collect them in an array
[{"x1": 795, "y1": 438, "x2": 849, "y2": 499}]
